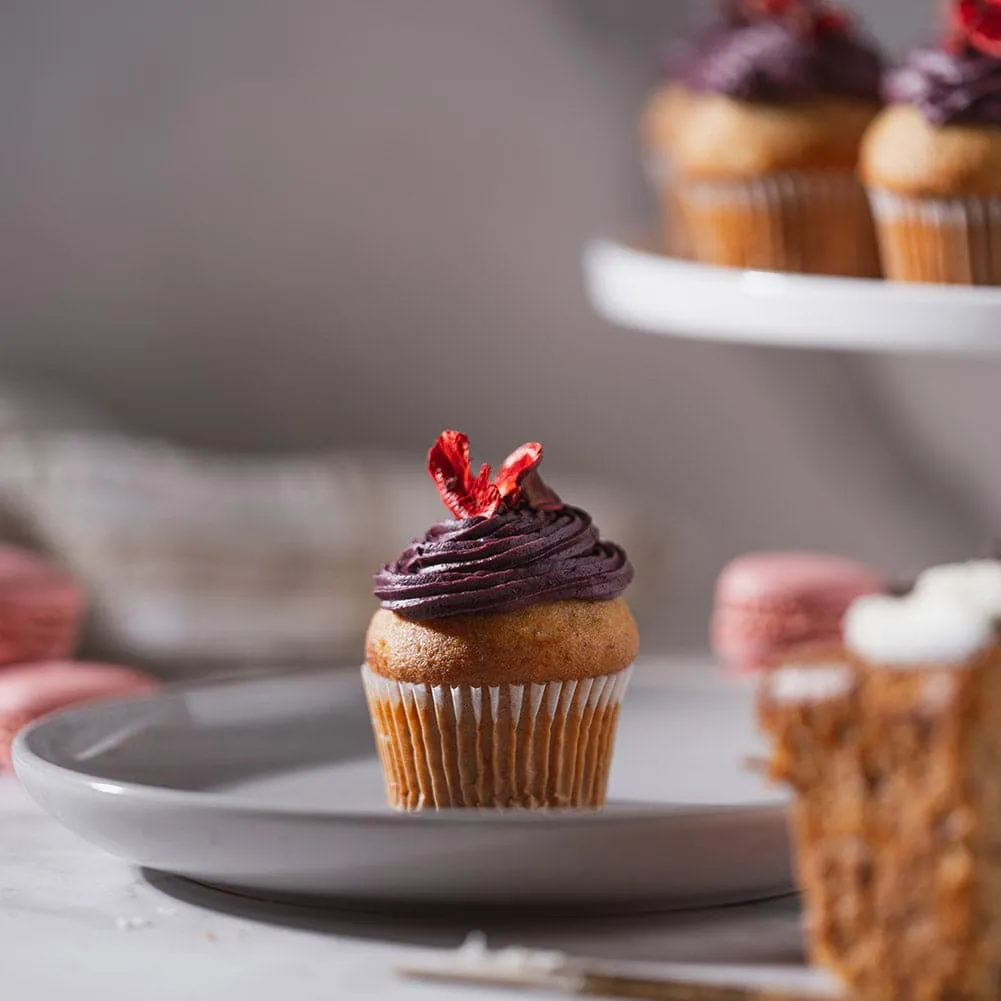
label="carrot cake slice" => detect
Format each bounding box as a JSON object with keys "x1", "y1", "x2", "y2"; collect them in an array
[{"x1": 759, "y1": 561, "x2": 1001, "y2": 1001}]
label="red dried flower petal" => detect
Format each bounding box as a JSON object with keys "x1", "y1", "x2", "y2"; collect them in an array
[
  {"x1": 954, "y1": 0, "x2": 1001, "y2": 56},
  {"x1": 469, "y1": 462, "x2": 503, "y2": 518},
  {"x1": 495, "y1": 442, "x2": 564, "y2": 512},
  {"x1": 494, "y1": 442, "x2": 543, "y2": 500},
  {"x1": 427, "y1": 431, "x2": 563, "y2": 518},
  {"x1": 427, "y1": 430, "x2": 503, "y2": 519},
  {"x1": 427, "y1": 429, "x2": 471, "y2": 516}
]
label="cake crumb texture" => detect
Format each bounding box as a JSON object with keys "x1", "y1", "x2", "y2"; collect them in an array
[{"x1": 760, "y1": 644, "x2": 1001, "y2": 1001}]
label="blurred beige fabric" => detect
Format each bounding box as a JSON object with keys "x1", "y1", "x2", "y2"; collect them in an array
[{"x1": 0, "y1": 0, "x2": 989, "y2": 656}]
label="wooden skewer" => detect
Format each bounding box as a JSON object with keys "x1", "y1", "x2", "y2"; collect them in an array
[{"x1": 398, "y1": 938, "x2": 840, "y2": 1001}]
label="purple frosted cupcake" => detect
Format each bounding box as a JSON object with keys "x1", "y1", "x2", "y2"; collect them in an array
[
  {"x1": 862, "y1": 5, "x2": 1001, "y2": 284},
  {"x1": 671, "y1": 0, "x2": 883, "y2": 276},
  {"x1": 362, "y1": 431, "x2": 638, "y2": 811}
]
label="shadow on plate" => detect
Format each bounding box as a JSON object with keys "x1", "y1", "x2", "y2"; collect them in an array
[{"x1": 143, "y1": 869, "x2": 805, "y2": 966}]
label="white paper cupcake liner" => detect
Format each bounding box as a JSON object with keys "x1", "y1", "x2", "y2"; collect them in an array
[
  {"x1": 678, "y1": 170, "x2": 879, "y2": 276},
  {"x1": 868, "y1": 189, "x2": 1001, "y2": 285},
  {"x1": 361, "y1": 664, "x2": 632, "y2": 811}
]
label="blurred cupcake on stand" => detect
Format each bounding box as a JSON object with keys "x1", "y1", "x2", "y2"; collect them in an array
[
  {"x1": 863, "y1": 0, "x2": 1001, "y2": 284},
  {"x1": 666, "y1": 0, "x2": 884, "y2": 276}
]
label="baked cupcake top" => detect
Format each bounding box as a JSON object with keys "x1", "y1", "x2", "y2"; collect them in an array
[
  {"x1": 885, "y1": 4, "x2": 1001, "y2": 126},
  {"x1": 373, "y1": 431, "x2": 633, "y2": 621},
  {"x1": 678, "y1": 0, "x2": 882, "y2": 104}
]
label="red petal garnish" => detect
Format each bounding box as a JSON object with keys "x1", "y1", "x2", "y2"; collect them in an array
[
  {"x1": 495, "y1": 442, "x2": 564, "y2": 512},
  {"x1": 427, "y1": 430, "x2": 502, "y2": 519},
  {"x1": 494, "y1": 442, "x2": 543, "y2": 500},
  {"x1": 426, "y1": 431, "x2": 564, "y2": 518},
  {"x1": 953, "y1": 0, "x2": 1001, "y2": 57}
]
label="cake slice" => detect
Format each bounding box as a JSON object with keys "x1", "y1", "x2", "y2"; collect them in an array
[
  {"x1": 759, "y1": 561, "x2": 1001, "y2": 1001},
  {"x1": 757, "y1": 643, "x2": 865, "y2": 975}
]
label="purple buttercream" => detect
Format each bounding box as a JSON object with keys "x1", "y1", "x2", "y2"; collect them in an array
[
  {"x1": 678, "y1": 18, "x2": 882, "y2": 103},
  {"x1": 886, "y1": 47, "x2": 1001, "y2": 126},
  {"x1": 373, "y1": 507, "x2": 633, "y2": 621}
]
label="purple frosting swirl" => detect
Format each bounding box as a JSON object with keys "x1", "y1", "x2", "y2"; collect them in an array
[
  {"x1": 886, "y1": 47, "x2": 1001, "y2": 126},
  {"x1": 678, "y1": 19, "x2": 882, "y2": 103},
  {"x1": 373, "y1": 507, "x2": 633, "y2": 621}
]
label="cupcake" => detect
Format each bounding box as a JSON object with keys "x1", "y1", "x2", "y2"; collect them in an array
[
  {"x1": 363, "y1": 431, "x2": 638, "y2": 811},
  {"x1": 671, "y1": 0, "x2": 883, "y2": 276},
  {"x1": 862, "y1": 5, "x2": 1001, "y2": 284}
]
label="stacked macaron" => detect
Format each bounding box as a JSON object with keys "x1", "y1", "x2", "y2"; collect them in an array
[
  {"x1": 712, "y1": 551, "x2": 886, "y2": 674},
  {"x1": 0, "y1": 546, "x2": 155, "y2": 769},
  {"x1": 0, "y1": 546, "x2": 84, "y2": 664}
]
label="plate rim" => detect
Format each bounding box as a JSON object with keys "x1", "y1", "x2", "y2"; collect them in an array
[{"x1": 13, "y1": 663, "x2": 786, "y2": 829}]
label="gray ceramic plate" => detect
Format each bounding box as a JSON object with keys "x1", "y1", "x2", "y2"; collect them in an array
[{"x1": 13, "y1": 660, "x2": 790, "y2": 910}]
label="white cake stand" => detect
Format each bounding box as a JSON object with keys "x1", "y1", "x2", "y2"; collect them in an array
[{"x1": 584, "y1": 236, "x2": 1001, "y2": 354}]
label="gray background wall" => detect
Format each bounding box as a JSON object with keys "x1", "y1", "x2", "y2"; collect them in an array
[{"x1": 2, "y1": 0, "x2": 992, "y2": 649}]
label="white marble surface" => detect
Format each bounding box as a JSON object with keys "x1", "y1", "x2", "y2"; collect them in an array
[{"x1": 0, "y1": 776, "x2": 838, "y2": 1001}]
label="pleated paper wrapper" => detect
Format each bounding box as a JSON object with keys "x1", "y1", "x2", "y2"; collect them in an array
[
  {"x1": 869, "y1": 189, "x2": 1001, "y2": 285},
  {"x1": 362, "y1": 665, "x2": 632, "y2": 810},
  {"x1": 678, "y1": 170, "x2": 880, "y2": 277}
]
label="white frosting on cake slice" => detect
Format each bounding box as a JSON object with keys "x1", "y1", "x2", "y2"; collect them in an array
[
  {"x1": 846, "y1": 560, "x2": 1001, "y2": 668},
  {"x1": 915, "y1": 560, "x2": 1001, "y2": 617}
]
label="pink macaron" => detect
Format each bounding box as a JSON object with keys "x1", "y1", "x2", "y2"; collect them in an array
[
  {"x1": 0, "y1": 547, "x2": 85, "y2": 665},
  {"x1": 712, "y1": 551, "x2": 886, "y2": 675},
  {"x1": 0, "y1": 661, "x2": 157, "y2": 770}
]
